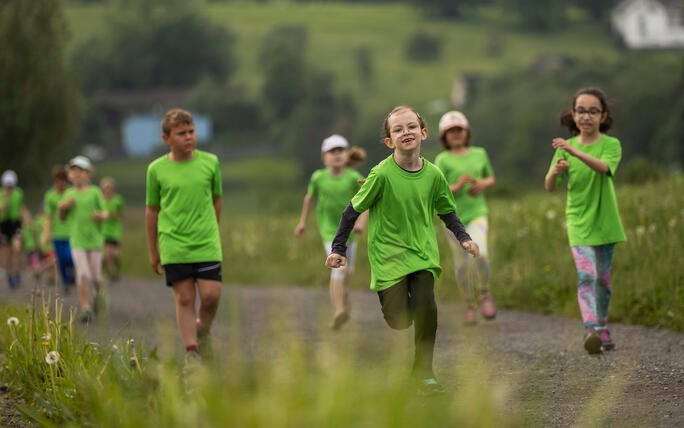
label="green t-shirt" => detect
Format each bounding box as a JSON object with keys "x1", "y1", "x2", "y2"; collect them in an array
[
  {"x1": 44, "y1": 188, "x2": 71, "y2": 240},
  {"x1": 434, "y1": 147, "x2": 494, "y2": 225},
  {"x1": 23, "y1": 218, "x2": 37, "y2": 252},
  {"x1": 0, "y1": 188, "x2": 23, "y2": 221},
  {"x1": 351, "y1": 155, "x2": 458, "y2": 291},
  {"x1": 146, "y1": 150, "x2": 223, "y2": 265},
  {"x1": 307, "y1": 168, "x2": 363, "y2": 243},
  {"x1": 62, "y1": 185, "x2": 107, "y2": 250},
  {"x1": 35, "y1": 213, "x2": 53, "y2": 252},
  {"x1": 548, "y1": 134, "x2": 627, "y2": 246},
  {"x1": 102, "y1": 194, "x2": 124, "y2": 241}
]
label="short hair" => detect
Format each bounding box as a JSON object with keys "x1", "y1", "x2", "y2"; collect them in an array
[
  {"x1": 162, "y1": 108, "x2": 194, "y2": 136},
  {"x1": 100, "y1": 176, "x2": 115, "y2": 188},
  {"x1": 382, "y1": 105, "x2": 427, "y2": 139},
  {"x1": 51, "y1": 165, "x2": 68, "y2": 181}
]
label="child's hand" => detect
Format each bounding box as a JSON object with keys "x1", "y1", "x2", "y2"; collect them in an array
[
  {"x1": 467, "y1": 179, "x2": 487, "y2": 196},
  {"x1": 60, "y1": 197, "x2": 75, "y2": 209},
  {"x1": 294, "y1": 222, "x2": 306, "y2": 237},
  {"x1": 551, "y1": 158, "x2": 570, "y2": 176},
  {"x1": 91, "y1": 212, "x2": 108, "y2": 222},
  {"x1": 450, "y1": 174, "x2": 474, "y2": 193},
  {"x1": 357, "y1": 178, "x2": 366, "y2": 186},
  {"x1": 325, "y1": 253, "x2": 347, "y2": 269},
  {"x1": 462, "y1": 240, "x2": 480, "y2": 258},
  {"x1": 149, "y1": 253, "x2": 163, "y2": 276},
  {"x1": 552, "y1": 138, "x2": 577, "y2": 156}
]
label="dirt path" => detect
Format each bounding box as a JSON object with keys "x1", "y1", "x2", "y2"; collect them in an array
[{"x1": 1, "y1": 278, "x2": 683, "y2": 427}]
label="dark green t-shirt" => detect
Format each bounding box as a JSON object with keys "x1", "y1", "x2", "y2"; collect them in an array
[
  {"x1": 434, "y1": 146, "x2": 494, "y2": 225},
  {"x1": 351, "y1": 155, "x2": 458, "y2": 291},
  {"x1": 102, "y1": 194, "x2": 124, "y2": 241},
  {"x1": 44, "y1": 188, "x2": 71, "y2": 240},
  {"x1": 307, "y1": 168, "x2": 363, "y2": 243},
  {"x1": 548, "y1": 134, "x2": 626, "y2": 246},
  {"x1": 62, "y1": 186, "x2": 107, "y2": 250},
  {"x1": 146, "y1": 150, "x2": 223, "y2": 265}
]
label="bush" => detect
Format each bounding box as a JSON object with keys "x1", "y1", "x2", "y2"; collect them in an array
[{"x1": 405, "y1": 31, "x2": 443, "y2": 62}]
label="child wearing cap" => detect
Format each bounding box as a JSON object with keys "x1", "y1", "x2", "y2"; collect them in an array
[
  {"x1": 58, "y1": 156, "x2": 109, "y2": 322},
  {"x1": 434, "y1": 111, "x2": 497, "y2": 325},
  {"x1": 326, "y1": 105, "x2": 479, "y2": 395},
  {"x1": 0, "y1": 170, "x2": 26, "y2": 289},
  {"x1": 100, "y1": 177, "x2": 125, "y2": 282},
  {"x1": 146, "y1": 108, "x2": 223, "y2": 363},
  {"x1": 294, "y1": 135, "x2": 368, "y2": 330},
  {"x1": 43, "y1": 166, "x2": 75, "y2": 292}
]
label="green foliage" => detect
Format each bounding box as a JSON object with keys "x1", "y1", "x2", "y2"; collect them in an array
[
  {"x1": 76, "y1": 0, "x2": 235, "y2": 91},
  {"x1": 405, "y1": 31, "x2": 443, "y2": 62},
  {"x1": 616, "y1": 156, "x2": 668, "y2": 185},
  {"x1": 502, "y1": 0, "x2": 567, "y2": 31},
  {"x1": 189, "y1": 79, "x2": 264, "y2": 135},
  {"x1": 0, "y1": 0, "x2": 80, "y2": 188}
]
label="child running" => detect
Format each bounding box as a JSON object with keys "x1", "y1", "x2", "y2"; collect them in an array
[
  {"x1": 100, "y1": 177, "x2": 125, "y2": 282},
  {"x1": 145, "y1": 108, "x2": 223, "y2": 363},
  {"x1": 59, "y1": 156, "x2": 109, "y2": 322},
  {"x1": 544, "y1": 88, "x2": 626, "y2": 355},
  {"x1": 294, "y1": 135, "x2": 368, "y2": 330},
  {"x1": 434, "y1": 111, "x2": 497, "y2": 325},
  {"x1": 1, "y1": 170, "x2": 25, "y2": 289},
  {"x1": 43, "y1": 166, "x2": 75, "y2": 292},
  {"x1": 326, "y1": 105, "x2": 479, "y2": 395}
]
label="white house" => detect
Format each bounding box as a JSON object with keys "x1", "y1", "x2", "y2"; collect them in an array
[{"x1": 612, "y1": 0, "x2": 684, "y2": 49}]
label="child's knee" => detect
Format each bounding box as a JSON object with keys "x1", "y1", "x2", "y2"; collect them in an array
[
  {"x1": 383, "y1": 312, "x2": 412, "y2": 330},
  {"x1": 577, "y1": 271, "x2": 597, "y2": 287},
  {"x1": 175, "y1": 291, "x2": 195, "y2": 307}
]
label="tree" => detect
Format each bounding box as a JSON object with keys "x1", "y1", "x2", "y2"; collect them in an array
[
  {"x1": 0, "y1": 0, "x2": 80, "y2": 188},
  {"x1": 503, "y1": 0, "x2": 567, "y2": 31}
]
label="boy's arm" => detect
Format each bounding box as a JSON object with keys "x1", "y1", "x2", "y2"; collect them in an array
[
  {"x1": 213, "y1": 195, "x2": 221, "y2": 225},
  {"x1": 294, "y1": 194, "x2": 315, "y2": 237},
  {"x1": 43, "y1": 216, "x2": 53, "y2": 246},
  {"x1": 145, "y1": 206, "x2": 163, "y2": 276}
]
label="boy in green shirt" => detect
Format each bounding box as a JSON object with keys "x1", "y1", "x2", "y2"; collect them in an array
[
  {"x1": 146, "y1": 108, "x2": 223, "y2": 362},
  {"x1": 326, "y1": 105, "x2": 479, "y2": 395},
  {"x1": 100, "y1": 177, "x2": 125, "y2": 282},
  {"x1": 43, "y1": 166, "x2": 75, "y2": 292},
  {"x1": 1, "y1": 170, "x2": 26, "y2": 289}
]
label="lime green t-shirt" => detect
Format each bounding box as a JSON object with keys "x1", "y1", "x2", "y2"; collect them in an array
[
  {"x1": 35, "y1": 213, "x2": 53, "y2": 252},
  {"x1": 23, "y1": 219, "x2": 37, "y2": 252},
  {"x1": 0, "y1": 188, "x2": 23, "y2": 221},
  {"x1": 307, "y1": 168, "x2": 363, "y2": 243},
  {"x1": 102, "y1": 194, "x2": 124, "y2": 241},
  {"x1": 351, "y1": 155, "x2": 458, "y2": 291},
  {"x1": 548, "y1": 134, "x2": 627, "y2": 247},
  {"x1": 434, "y1": 147, "x2": 494, "y2": 225},
  {"x1": 44, "y1": 188, "x2": 71, "y2": 240},
  {"x1": 62, "y1": 186, "x2": 107, "y2": 250},
  {"x1": 146, "y1": 150, "x2": 223, "y2": 265}
]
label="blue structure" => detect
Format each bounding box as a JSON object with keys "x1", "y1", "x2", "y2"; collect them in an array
[{"x1": 122, "y1": 114, "x2": 212, "y2": 157}]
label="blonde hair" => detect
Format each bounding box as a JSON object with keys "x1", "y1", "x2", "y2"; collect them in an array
[
  {"x1": 100, "y1": 176, "x2": 115, "y2": 188},
  {"x1": 162, "y1": 108, "x2": 194, "y2": 135},
  {"x1": 382, "y1": 105, "x2": 427, "y2": 139},
  {"x1": 347, "y1": 147, "x2": 367, "y2": 168}
]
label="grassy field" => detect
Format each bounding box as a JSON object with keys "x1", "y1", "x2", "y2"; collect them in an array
[{"x1": 113, "y1": 175, "x2": 684, "y2": 332}]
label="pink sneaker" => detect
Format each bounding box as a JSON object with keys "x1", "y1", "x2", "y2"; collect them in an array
[
  {"x1": 598, "y1": 329, "x2": 615, "y2": 351},
  {"x1": 478, "y1": 294, "x2": 497, "y2": 320},
  {"x1": 463, "y1": 305, "x2": 478, "y2": 326}
]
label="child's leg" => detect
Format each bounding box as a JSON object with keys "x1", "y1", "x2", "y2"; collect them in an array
[
  {"x1": 86, "y1": 250, "x2": 103, "y2": 293},
  {"x1": 326, "y1": 242, "x2": 356, "y2": 318},
  {"x1": 595, "y1": 244, "x2": 615, "y2": 327},
  {"x1": 196, "y1": 279, "x2": 221, "y2": 334},
  {"x1": 445, "y1": 229, "x2": 476, "y2": 305},
  {"x1": 9, "y1": 234, "x2": 22, "y2": 278},
  {"x1": 466, "y1": 217, "x2": 491, "y2": 296},
  {"x1": 377, "y1": 278, "x2": 411, "y2": 330},
  {"x1": 71, "y1": 249, "x2": 93, "y2": 310},
  {"x1": 172, "y1": 278, "x2": 198, "y2": 349},
  {"x1": 406, "y1": 270, "x2": 437, "y2": 379},
  {"x1": 571, "y1": 246, "x2": 600, "y2": 328}
]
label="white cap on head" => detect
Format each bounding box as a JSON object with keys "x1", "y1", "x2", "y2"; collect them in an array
[
  {"x1": 438, "y1": 111, "x2": 469, "y2": 138},
  {"x1": 1, "y1": 170, "x2": 17, "y2": 188},
  {"x1": 321, "y1": 134, "x2": 349, "y2": 153},
  {"x1": 68, "y1": 155, "x2": 93, "y2": 171}
]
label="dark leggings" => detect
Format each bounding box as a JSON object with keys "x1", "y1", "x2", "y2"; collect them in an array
[{"x1": 377, "y1": 270, "x2": 437, "y2": 379}]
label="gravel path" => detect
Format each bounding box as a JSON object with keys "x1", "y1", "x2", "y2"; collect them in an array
[{"x1": 1, "y1": 278, "x2": 683, "y2": 427}]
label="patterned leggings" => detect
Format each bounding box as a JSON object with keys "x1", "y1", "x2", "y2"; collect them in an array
[
  {"x1": 571, "y1": 244, "x2": 615, "y2": 329},
  {"x1": 446, "y1": 217, "x2": 490, "y2": 305}
]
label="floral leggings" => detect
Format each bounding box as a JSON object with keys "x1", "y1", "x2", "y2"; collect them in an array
[{"x1": 571, "y1": 244, "x2": 615, "y2": 329}]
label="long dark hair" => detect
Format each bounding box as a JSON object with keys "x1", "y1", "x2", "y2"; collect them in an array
[{"x1": 559, "y1": 88, "x2": 614, "y2": 135}]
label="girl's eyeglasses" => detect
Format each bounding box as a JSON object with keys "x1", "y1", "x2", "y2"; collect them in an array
[{"x1": 573, "y1": 108, "x2": 602, "y2": 117}]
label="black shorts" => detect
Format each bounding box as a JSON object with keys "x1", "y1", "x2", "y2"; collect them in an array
[
  {"x1": 163, "y1": 261, "x2": 222, "y2": 287},
  {"x1": 105, "y1": 238, "x2": 120, "y2": 246},
  {"x1": 0, "y1": 220, "x2": 21, "y2": 244}
]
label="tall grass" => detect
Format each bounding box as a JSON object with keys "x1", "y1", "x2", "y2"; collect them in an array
[{"x1": 119, "y1": 176, "x2": 683, "y2": 331}]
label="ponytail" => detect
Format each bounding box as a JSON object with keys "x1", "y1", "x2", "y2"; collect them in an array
[
  {"x1": 347, "y1": 146, "x2": 367, "y2": 168},
  {"x1": 560, "y1": 87, "x2": 614, "y2": 136}
]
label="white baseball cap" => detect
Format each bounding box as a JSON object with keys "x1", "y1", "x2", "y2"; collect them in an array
[
  {"x1": 438, "y1": 111, "x2": 469, "y2": 138},
  {"x1": 68, "y1": 155, "x2": 93, "y2": 171},
  {"x1": 321, "y1": 134, "x2": 349, "y2": 153},
  {"x1": 1, "y1": 170, "x2": 17, "y2": 188}
]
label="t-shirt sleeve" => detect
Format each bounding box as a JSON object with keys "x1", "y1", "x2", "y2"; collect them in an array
[
  {"x1": 212, "y1": 156, "x2": 222, "y2": 197},
  {"x1": 601, "y1": 138, "x2": 621, "y2": 177},
  {"x1": 481, "y1": 149, "x2": 494, "y2": 178},
  {"x1": 351, "y1": 167, "x2": 383, "y2": 212},
  {"x1": 306, "y1": 172, "x2": 318, "y2": 197},
  {"x1": 434, "y1": 171, "x2": 458, "y2": 215},
  {"x1": 146, "y1": 164, "x2": 160, "y2": 207}
]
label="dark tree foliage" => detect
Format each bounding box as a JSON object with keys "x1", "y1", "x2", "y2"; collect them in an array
[
  {"x1": 503, "y1": 0, "x2": 567, "y2": 31},
  {"x1": 405, "y1": 31, "x2": 443, "y2": 61},
  {"x1": 412, "y1": 0, "x2": 472, "y2": 18},
  {"x1": 0, "y1": 0, "x2": 80, "y2": 188},
  {"x1": 76, "y1": 0, "x2": 235, "y2": 91}
]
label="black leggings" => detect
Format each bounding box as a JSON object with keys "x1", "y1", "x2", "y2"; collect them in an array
[{"x1": 377, "y1": 270, "x2": 437, "y2": 379}]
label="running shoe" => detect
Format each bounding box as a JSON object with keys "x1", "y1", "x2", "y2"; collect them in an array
[
  {"x1": 93, "y1": 292, "x2": 106, "y2": 316},
  {"x1": 330, "y1": 311, "x2": 350, "y2": 331},
  {"x1": 417, "y1": 378, "x2": 446, "y2": 396},
  {"x1": 583, "y1": 328, "x2": 602, "y2": 354},
  {"x1": 78, "y1": 310, "x2": 94, "y2": 324},
  {"x1": 478, "y1": 294, "x2": 497, "y2": 320},
  {"x1": 463, "y1": 305, "x2": 478, "y2": 326},
  {"x1": 598, "y1": 329, "x2": 615, "y2": 351}
]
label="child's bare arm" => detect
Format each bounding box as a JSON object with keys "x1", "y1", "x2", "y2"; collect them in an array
[
  {"x1": 352, "y1": 210, "x2": 369, "y2": 234},
  {"x1": 294, "y1": 194, "x2": 315, "y2": 237},
  {"x1": 145, "y1": 206, "x2": 163, "y2": 276}
]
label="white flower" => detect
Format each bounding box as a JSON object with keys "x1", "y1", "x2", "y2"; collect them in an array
[
  {"x1": 648, "y1": 224, "x2": 656, "y2": 233},
  {"x1": 45, "y1": 351, "x2": 60, "y2": 365},
  {"x1": 41, "y1": 333, "x2": 51, "y2": 341},
  {"x1": 6, "y1": 317, "x2": 19, "y2": 326},
  {"x1": 636, "y1": 226, "x2": 646, "y2": 237},
  {"x1": 127, "y1": 339, "x2": 135, "y2": 347},
  {"x1": 545, "y1": 210, "x2": 556, "y2": 220},
  {"x1": 669, "y1": 218, "x2": 677, "y2": 230}
]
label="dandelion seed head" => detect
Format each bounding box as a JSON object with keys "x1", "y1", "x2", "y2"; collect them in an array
[
  {"x1": 545, "y1": 210, "x2": 556, "y2": 220},
  {"x1": 636, "y1": 226, "x2": 646, "y2": 236},
  {"x1": 668, "y1": 218, "x2": 676, "y2": 230},
  {"x1": 45, "y1": 351, "x2": 60, "y2": 365},
  {"x1": 6, "y1": 317, "x2": 19, "y2": 326},
  {"x1": 648, "y1": 224, "x2": 656, "y2": 233},
  {"x1": 42, "y1": 333, "x2": 51, "y2": 341}
]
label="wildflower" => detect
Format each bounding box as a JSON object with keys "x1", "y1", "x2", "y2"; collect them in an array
[
  {"x1": 636, "y1": 226, "x2": 645, "y2": 237},
  {"x1": 45, "y1": 351, "x2": 60, "y2": 365},
  {"x1": 6, "y1": 317, "x2": 19, "y2": 326},
  {"x1": 668, "y1": 218, "x2": 676, "y2": 230},
  {"x1": 545, "y1": 210, "x2": 556, "y2": 220},
  {"x1": 42, "y1": 333, "x2": 51, "y2": 341},
  {"x1": 128, "y1": 339, "x2": 135, "y2": 347},
  {"x1": 544, "y1": 265, "x2": 552, "y2": 272},
  {"x1": 648, "y1": 224, "x2": 656, "y2": 233}
]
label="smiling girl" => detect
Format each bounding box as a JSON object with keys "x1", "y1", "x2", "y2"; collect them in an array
[{"x1": 545, "y1": 88, "x2": 626, "y2": 355}]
